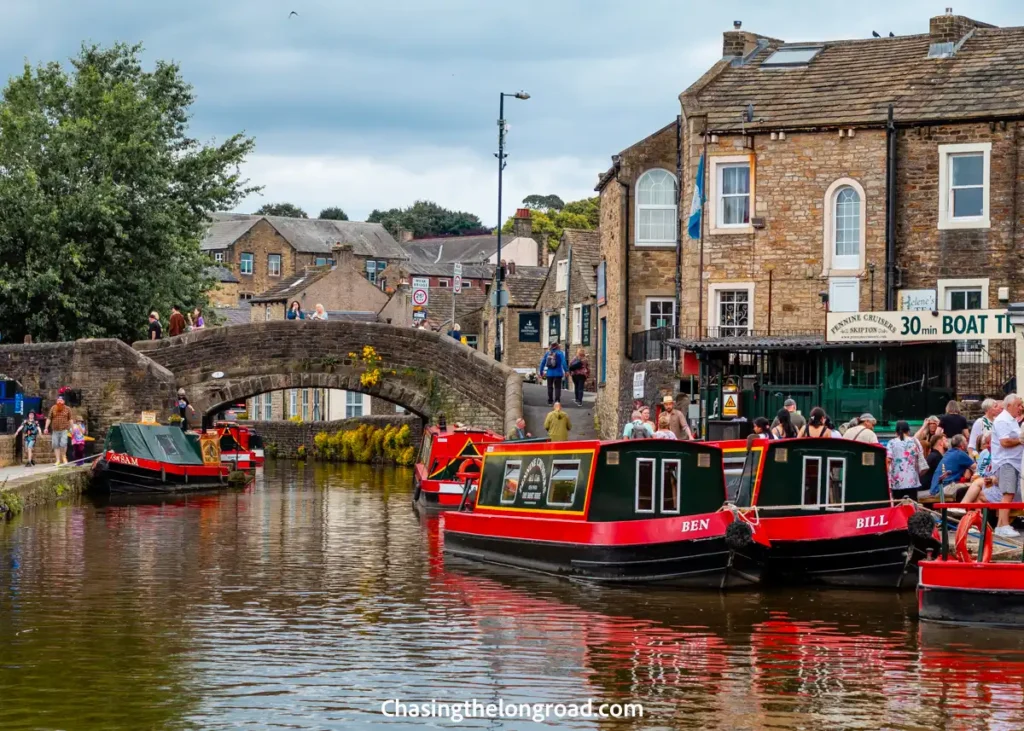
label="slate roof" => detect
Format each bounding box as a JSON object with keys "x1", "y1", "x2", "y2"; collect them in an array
[
  {"x1": 212, "y1": 305, "x2": 251, "y2": 327},
  {"x1": 502, "y1": 266, "x2": 548, "y2": 307},
  {"x1": 685, "y1": 26, "x2": 1024, "y2": 131},
  {"x1": 403, "y1": 235, "x2": 498, "y2": 266},
  {"x1": 204, "y1": 265, "x2": 239, "y2": 283},
  {"x1": 402, "y1": 262, "x2": 495, "y2": 279},
  {"x1": 201, "y1": 214, "x2": 407, "y2": 259},
  {"x1": 563, "y1": 229, "x2": 602, "y2": 296},
  {"x1": 250, "y1": 268, "x2": 333, "y2": 303}
]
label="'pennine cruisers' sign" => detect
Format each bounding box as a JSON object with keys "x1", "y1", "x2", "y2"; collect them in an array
[{"x1": 826, "y1": 310, "x2": 1017, "y2": 342}]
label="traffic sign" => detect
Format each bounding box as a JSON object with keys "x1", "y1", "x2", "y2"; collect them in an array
[
  {"x1": 453, "y1": 262, "x2": 463, "y2": 277},
  {"x1": 453, "y1": 275, "x2": 463, "y2": 294},
  {"x1": 722, "y1": 394, "x2": 738, "y2": 417},
  {"x1": 412, "y1": 310, "x2": 427, "y2": 321},
  {"x1": 412, "y1": 288, "x2": 428, "y2": 306},
  {"x1": 411, "y1": 276, "x2": 429, "y2": 307}
]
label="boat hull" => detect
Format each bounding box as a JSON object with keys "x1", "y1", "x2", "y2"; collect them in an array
[
  {"x1": 413, "y1": 476, "x2": 467, "y2": 512},
  {"x1": 93, "y1": 459, "x2": 228, "y2": 495},
  {"x1": 919, "y1": 560, "x2": 1024, "y2": 626}
]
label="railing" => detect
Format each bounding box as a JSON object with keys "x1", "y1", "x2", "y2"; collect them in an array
[
  {"x1": 630, "y1": 326, "x2": 821, "y2": 362},
  {"x1": 956, "y1": 339, "x2": 1016, "y2": 398}
]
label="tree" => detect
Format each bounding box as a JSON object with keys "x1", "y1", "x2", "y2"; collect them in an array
[
  {"x1": 0, "y1": 43, "x2": 257, "y2": 343},
  {"x1": 255, "y1": 202, "x2": 307, "y2": 218},
  {"x1": 502, "y1": 196, "x2": 598, "y2": 249},
  {"x1": 522, "y1": 194, "x2": 565, "y2": 211},
  {"x1": 368, "y1": 200, "x2": 485, "y2": 238},
  {"x1": 317, "y1": 206, "x2": 349, "y2": 221}
]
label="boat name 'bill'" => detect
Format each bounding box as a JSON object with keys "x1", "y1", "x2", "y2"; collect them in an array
[
  {"x1": 680, "y1": 518, "x2": 711, "y2": 533},
  {"x1": 107, "y1": 452, "x2": 140, "y2": 467},
  {"x1": 856, "y1": 515, "x2": 888, "y2": 529}
]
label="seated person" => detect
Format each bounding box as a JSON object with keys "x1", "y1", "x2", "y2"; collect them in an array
[
  {"x1": 930, "y1": 434, "x2": 976, "y2": 497},
  {"x1": 960, "y1": 432, "x2": 997, "y2": 504}
]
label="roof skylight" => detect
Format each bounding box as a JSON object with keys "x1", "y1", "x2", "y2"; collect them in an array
[{"x1": 762, "y1": 46, "x2": 823, "y2": 67}]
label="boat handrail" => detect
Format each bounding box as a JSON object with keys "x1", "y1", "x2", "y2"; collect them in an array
[{"x1": 933, "y1": 502, "x2": 1024, "y2": 510}]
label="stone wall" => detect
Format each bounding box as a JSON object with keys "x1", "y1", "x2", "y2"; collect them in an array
[
  {"x1": 238, "y1": 414, "x2": 422, "y2": 458},
  {"x1": 613, "y1": 360, "x2": 687, "y2": 436}
]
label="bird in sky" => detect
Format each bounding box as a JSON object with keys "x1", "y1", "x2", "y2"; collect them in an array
[{"x1": 289, "y1": 11, "x2": 299, "y2": 18}]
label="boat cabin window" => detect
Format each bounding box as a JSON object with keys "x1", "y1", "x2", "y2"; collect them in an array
[
  {"x1": 801, "y1": 456, "x2": 847, "y2": 510},
  {"x1": 661, "y1": 460, "x2": 680, "y2": 513},
  {"x1": 156, "y1": 434, "x2": 182, "y2": 457},
  {"x1": 547, "y1": 460, "x2": 580, "y2": 506},
  {"x1": 418, "y1": 433, "x2": 433, "y2": 467},
  {"x1": 501, "y1": 460, "x2": 521, "y2": 504},
  {"x1": 636, "y1": 458, "x2": 655, "y2": 513}
]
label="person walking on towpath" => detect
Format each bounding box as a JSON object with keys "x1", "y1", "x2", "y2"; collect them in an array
[
  {"x1": 14, "y1": 412, "x2": 40, "y2": 466},
  {"x1": 44, "y1": 395, "x2": 74, "y2": 466},
  {"x1": 168, "y1": 305, "x2": 187, "y2": 337},
  {"x1": 148, "y1": 311, "x2": 162, "y2": 340},
  {"x1": 544, "y1": 402, "x2": 571, "y2": 441},
  {"x1": 568, "y1": 348, "x2": 589, "y2": 407},
  {"x1": 538, "y1": 342, "x2": 568, "y2": 406}
]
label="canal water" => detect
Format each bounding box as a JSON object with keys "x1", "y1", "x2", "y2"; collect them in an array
[{"x1": 1, "y1": 462, "x2": 1023, "y2": 730}]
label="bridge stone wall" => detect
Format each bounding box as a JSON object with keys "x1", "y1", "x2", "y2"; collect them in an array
[
  {"x1": 0, "y1": 340, "x2": 178, "y2": 436},
  {"x1": 134, "y1": 321, "x2": 522, "y2": 434}
]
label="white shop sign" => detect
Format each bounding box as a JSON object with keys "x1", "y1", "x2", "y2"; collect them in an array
[{"x1": 826, "y1": 309, "x2": 1016, "y2": 343}]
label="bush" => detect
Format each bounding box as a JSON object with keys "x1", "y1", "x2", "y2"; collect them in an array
[
  {"x1": 288, "y1": 415, "x2": 303, "y2": 424},
  {"x1": 308, "y1": 422, "x2": 414, "y2": 466},
  {"x1": 296, "y1": 445, "x2": 307, "y2": 459}
]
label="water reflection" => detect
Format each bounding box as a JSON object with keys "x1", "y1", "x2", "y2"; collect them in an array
[{"x1": 0, "y1": 462, "x2": 1021, "y2": 730}]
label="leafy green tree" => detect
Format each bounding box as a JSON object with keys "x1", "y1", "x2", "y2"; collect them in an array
[
  {"x1": 522, "y1": 194, "x2": 565, "y2": 211},
  {"x1": 502, "y1": 196, "x2": 597, "y2": 249},
  {"x1": 255, "y1": 202, "x2": 307, "y2": 218},
  {"x1": 317, "y1": 206, "x2": 349, "y2": 221},
  {"x1": 0, "y1": 42, "x2": 257, "y2": 343},
  {"x1": 368, "y1": 200, "x2": 485, "y2": 238}
]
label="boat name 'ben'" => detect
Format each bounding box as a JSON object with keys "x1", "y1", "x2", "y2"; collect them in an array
[{"x1": 680, "y1": 518, "x2": 711, "y2": 533}]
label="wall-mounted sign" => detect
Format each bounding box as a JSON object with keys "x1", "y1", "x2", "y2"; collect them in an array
[
  {"x1": 596, "y1": 262, "x2": 607, "y2": 306},
  {"x1": 581, "y1": 305, "x2": 591, "y2": 347},
  {"x1": 139, "y1": 411, "x2": 157, "y2": 424},
  {"x1": 519, "y1": 312, "x2": 541, "y2": 343},
  {"x1": 826, "y1": 309, "x2": 1016, "y2": 342},
  {"x1": 212, "y1": 371, "x2": 225, "y2": 379},
  {"x1": 632, "y1": 370, "x2": 645, "y2": 399},
  {"x1": 898, "y1": 289, "x2": 937, "y2": 311},
  {"x1": 412, "y1": 310, "x2": 427, "y2": 321}
]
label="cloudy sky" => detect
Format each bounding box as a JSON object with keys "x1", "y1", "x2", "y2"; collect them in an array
[{"x1": 1, "y1": 0, "x2": 1020, "y2": 224}]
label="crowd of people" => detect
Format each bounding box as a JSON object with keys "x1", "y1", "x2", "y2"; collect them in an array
[
  {"x1": 13, "y1": 394, "x2": 86, "y2": 467},
  {"x1": 147, "y1": 306, "x2": 206, "y2": 339},
  {"x1": 286, "y1": 301, "x2": 328, "y2": 320}
]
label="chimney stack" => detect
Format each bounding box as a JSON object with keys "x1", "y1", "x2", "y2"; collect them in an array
[
  {"x1": 398, "y1": 228, "x2": 413, "y2": 243},
  {"x1": 722, "y1": 28, "x2": 784, "y2": 59},
  {"x1": 512, "y1": 208, "x2": 532, "y2": 239},
  {"x1": 929, "y1": 10, "x2": 993, "y2": 45}
]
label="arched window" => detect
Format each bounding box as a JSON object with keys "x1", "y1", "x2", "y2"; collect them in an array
[
  {"x1": 823, "y1": 178, "x2": 866, "y2": 273},
  {"x1": 636, "y1": 169, "x2": 677, "y2": 245}
]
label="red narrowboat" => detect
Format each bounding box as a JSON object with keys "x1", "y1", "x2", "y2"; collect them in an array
[
  {"x1": 715, "y1": 437, "x2": 931, "y2": 588},
  {"x1": 442, "y1": 438, "x2": 743, "y2": 587},
  {"x1": 215, "y1": 422, "x2": 265, "y2": 469},
  {"x1": 918, "y1": 502, "x2": 1024, "y2": 626},
  {"x1": 92, "y1": 423, "x2": 232, "y2": 495},
  {"x1": 413, "y1": 425, "x2": 503, "y2": 511}
]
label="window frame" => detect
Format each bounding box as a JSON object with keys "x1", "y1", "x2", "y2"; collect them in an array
[
  {"x1": 801, "y1": 455, "x2": 822, "y2": 509},
  {"x1": 546, "y1": 459, "x2": 581, "y2": 507},
  {"x1": 939, "y1": 278, "x2": 989, "y2": 362},
  {"x1": 464, "y1": 334, "x2": 478, "y2": 350},
  {"x1": 635, "y1": 168, "x2": 678, "y2": 247},
  {"x1": 556, "y1": 260, "x2": 569, "y2": 291},
  {"x1": 301, "y1": 389, "x2": 309, "y2": 421},
  {"x1": 345, "y1": 391, "x2": 367, "y2": 418},
  {"x1": 635, "y1": 457, "x2": 656, "y2": 513},
  {"x1": 822, "y1": 178, "x2": 866, "y2": 275},
  {"x1": 288, "y1": 389, "x2": 298, "y2": 419},
  {"x1": 661, "y1": 459, "x2": 681, "y2": 514},
  {"x1": 501, "y1": 460, "x2": 522, "y2": 504},
  {"x1": 709, "y1": 156, "x2": 755, "y2": 234},
  {"x1": 438, "y1": 279, "x2": 450, "y2": 288},
  {"x1": 268, "y1": 253, "x2": 282, "y2": 277},
  {"x1": 645, "y1": 297, "x2": 676, "y2": 332},
  {"x1": 938, "y1": 142, "x2": 991, "y2": 230},
  {"x1": 825, "y1": 457, "x2": 846, "y2": 511},
  {"x1": 214, "y1": 251, "x2": 224, "y2": 263},
  {"x1": 707, "y1": 283, "x2": 754, "y2": 337},
  {"x1": 571, "y1": 304, "x2": 582, "y2": 345},
  {"x1": 239, "y1": 252, "x2": 254, "y2": 275}
]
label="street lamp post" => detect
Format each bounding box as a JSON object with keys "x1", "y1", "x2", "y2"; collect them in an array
[{"x1": 494, "y1": 90, "x2": 529, "y2": 363}]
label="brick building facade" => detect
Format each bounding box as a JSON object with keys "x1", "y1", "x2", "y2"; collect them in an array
[{"x1": 595, "y1": 11, "x2": 1024, "y2": 438}]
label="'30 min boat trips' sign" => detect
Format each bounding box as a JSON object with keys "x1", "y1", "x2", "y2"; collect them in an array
[{"x1": 826, "y1": 309, "x2": 1017, "y2": 343}]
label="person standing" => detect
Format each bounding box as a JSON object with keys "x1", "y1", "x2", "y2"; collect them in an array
[
  {"x1": 623, "y1": 410, "x2": 653, "y2": 439},
  {"x1": 661, "y1": 395, "x2": 692, "y2": 440},
  {"x1": 506, "y1": 418, "x2": 531, "y2": 441},
  {"x1": 771, "y1": 408, "x2": 798, "y2": 439},
  {"x1": 798, "y1": 407, "x2": 833, "y2": 438},
  {"x1": 309, "y1": 304, "x2": 328, "y2": 321},
  {"x1": 192, "y1": 307, "x2": 205, "y2": 330},
  {"x1": 543, "y1": 401, "x2": 572, "y2": 442},
  {"x1": 567, "y1": 348, "x2": 589, "y2": 407},
  {"x1": 939, "y1": 400, "x2": 970, "y2": 441},
  {"x1": 44, "y1": 395, "x2": 74, "y2": 466},
  {"x1": 148, "y1": 311, "x2": 162, "y2": 340},
  {"x1": 13, "y1": 412, "x2": 39, "y2": 466},
  {"x1": 640, "y1": 406, "x2": 656, "y2": 433},
  {"x1": 923, "y1": 434, "x2": 948, "y2": 492},
  {"x1": 538, "y1": 342, "x2": 568, "y2": 406},
  {"x1": 771, "y1": 399, "x2": 806, "y2": 433},
  {"x1": 287, "y1": 301, "x2": 305, "y2": 320},
  {"x1": 176, "y1": 388, "x2": 196, "y2": 431},
  {"x1": 653, "y1": 413, "x2": 677, "y2": 439},
  {"x1": 968, "y1": 398, "x2": 1002, "y2": 455},
  {"x1": 168, "y1": 305, "x2": 187, "y2": 337},
  {"x1": 843, "y1": 414, "x2": 879, "y2": 444},
  {"x1": 989, "y1": 393, "x2": 1024, "y2": 537}
]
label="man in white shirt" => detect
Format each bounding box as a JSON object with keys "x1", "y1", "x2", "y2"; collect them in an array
[
  {"x1": 844, "y1": 414, "x2": 879, "y2": 444},
  {"x1": 989, "y1": 394, "x2": 1023, "y2": 537},
  {"x1": 969, "y1": 398, "x2": 1003, "y2": 454}
]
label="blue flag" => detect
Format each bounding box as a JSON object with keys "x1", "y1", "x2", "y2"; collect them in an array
[{"x1": 687, "y1": 153, "x2": 705, "y2": 240}]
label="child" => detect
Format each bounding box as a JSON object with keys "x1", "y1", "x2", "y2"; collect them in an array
[
  {"x1": 70, "y1": 418, "x2": 87, "y2": 463},
  {"x1": 13, "y1": 412, "x2": 40, "y2": 466}
]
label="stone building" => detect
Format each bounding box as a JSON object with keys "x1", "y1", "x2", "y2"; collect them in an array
[
  {"x1": 378, "y1": 285, "x2": 488, "y2": 348},
  {"x1": 201, "y1": 213, "x2": 407, "y2": 299},
  {"x1": 399, "y1": 208, "x2": 543, "y2": 269},
  {"x1": 480, "y1": 264, "x2": 548, "y2": 374},
  {"x1": 205, "y1": 265, "x2": 240, "y2": 307},
  {"x1": 595, "y1": 10, "x2": 1024, "y2": 438},
  {"x1": 532, "y1": 229, "x2": 602, "y2": 389}
]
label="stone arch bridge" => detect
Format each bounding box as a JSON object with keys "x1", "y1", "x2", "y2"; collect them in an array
[{"x1": 0, "y1": 322, "x2": 522, "y2": 435}]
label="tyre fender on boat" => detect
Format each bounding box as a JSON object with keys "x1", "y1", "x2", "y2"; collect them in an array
[
  {"x1": 907, "y1": 508, "x2": 941, "y2": 551},
  {"x1": 725, "y1": 521, "x2": 753, "y2": 551}
]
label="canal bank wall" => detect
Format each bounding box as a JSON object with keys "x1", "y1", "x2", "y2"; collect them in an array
[
  {"x1": 0, "y1": 466, "x2": 92, "y2": 519},
  {"x1": 240, "y1": 414, "x2": 422, "y2": 459}
]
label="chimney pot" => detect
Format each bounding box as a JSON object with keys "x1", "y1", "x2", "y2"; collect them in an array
[{"x1": 733, "y1": 20, "x2": 742, "y2": 29}]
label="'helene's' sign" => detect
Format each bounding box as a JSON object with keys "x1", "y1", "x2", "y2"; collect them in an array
[{"x1": 827, "y1": 309, "x2": 1016, "y2": 343}]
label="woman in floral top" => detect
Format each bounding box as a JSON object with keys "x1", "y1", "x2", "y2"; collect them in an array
[{"x1": 887, "y1": 420, "x2": 925, "y2": 501}]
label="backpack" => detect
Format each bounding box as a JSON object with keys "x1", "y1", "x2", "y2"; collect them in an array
[
  {"x1": 546, "y1": 351, "x2": 559, "y2": 370},
  {"x1": 628, "y1": 421, "x2": 649, "y2": 439}
]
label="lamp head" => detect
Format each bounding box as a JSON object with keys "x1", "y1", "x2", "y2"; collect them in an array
[{"x1": 514, "y1": 91, "x2": 530, "y2": 100}]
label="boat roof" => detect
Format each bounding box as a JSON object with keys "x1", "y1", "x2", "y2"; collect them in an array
[{"x1": 103, "y1": 423, "x2": 205, "y2": 466}]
